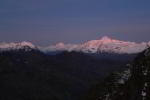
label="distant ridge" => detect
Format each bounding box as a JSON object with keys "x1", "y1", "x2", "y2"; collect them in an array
[
  {"x1": 0, "y1": 41, "x2": 36, "y2": 51},
  {"x1": 0, "y1": 36, "x2": 150, "y2": 54},
  {"x1": 41, "y1": 36, "x2": 150, "y2": 54}
]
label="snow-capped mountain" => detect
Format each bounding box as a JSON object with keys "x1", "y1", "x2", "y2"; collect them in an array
[
  {"x1": 40, "y1": 42, "x2": 78, "y2": 52},
  {"x1": 77, "y1": 36, "x2": 149, "y2": 54},
  {"x1": 0, "y1": 41, "x2": 36, "y2": 51},
  {"x1": 42, "y1": 36, "x2": 150, "y2": 54},
  {"x1": 0, "y1": 36, "x2": 149, "y2": 54}
]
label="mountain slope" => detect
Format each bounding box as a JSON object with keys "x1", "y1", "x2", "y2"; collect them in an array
[
  {"x1": 85, "y1": 47, "x2": 150, "y2": 100},
  {"x1": 0, "y1": 48, "x2": 134, "y2": 100}
]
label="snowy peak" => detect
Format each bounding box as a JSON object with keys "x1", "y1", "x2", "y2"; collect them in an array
[
  {"x1": 100, "y1": 36, "x2": 113, "y2": 43},
  {"x1": 76, "y1": 36, "x2": 149, "y2": 54},
  {"x1": 19, "y1": 41, "x2": 35, "y2": 48},
  {"x1": 98, "y1": 36, "x2": 122, "y2": 44},
  {"x1": 55, "y1": 42, "x2": 65, "y2": 47},
  {"x1": 42, "y1": 36, "x2": 150, "y2": 54},
  {"x1": 101, "y1": 36, "x2": 111, "y2": 40},
  {"x1": 0, "y1": 41, "x2": 36, "y2": 51},
  {"x1": 98, "y1": 36, "x2": 131, "y2": 44}
]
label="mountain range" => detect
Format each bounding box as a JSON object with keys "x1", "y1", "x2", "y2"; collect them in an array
[
  {"x1": 0, "y1": 44, "x2": 134, "y2": 100},
  {"x1": 0, "y1": 36, "x2": 150, "y2": 100},
  {"x1": 0, "y1": 36, "x2": 150, "y2": 54}
]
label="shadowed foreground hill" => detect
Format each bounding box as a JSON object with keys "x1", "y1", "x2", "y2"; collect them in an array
[
  {"x1": 85, "y1": 47, "x2": 150, "y2": 100},
  {"x1": 0, "y1": 49, "x2": 134, "y2": 100}
]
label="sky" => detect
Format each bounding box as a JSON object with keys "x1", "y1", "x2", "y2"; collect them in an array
[{"x1": 0, "y1": 0, "x2": 150, "y2": 46}]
